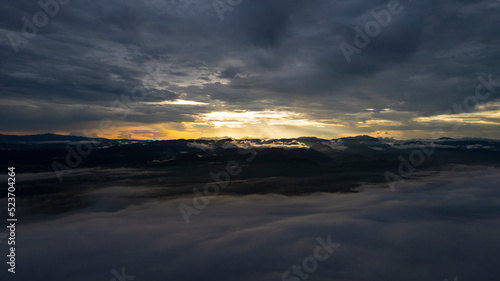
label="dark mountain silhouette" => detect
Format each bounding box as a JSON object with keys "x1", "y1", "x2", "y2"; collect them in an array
[{"x1": 0, "y1": 133, "x2": 110, "y2": 143}]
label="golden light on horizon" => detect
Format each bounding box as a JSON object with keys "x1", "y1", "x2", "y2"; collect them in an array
[
  {"x1": 194, "y1": 110, "x2": 344, "y2": 128},
  {"x1": 414, "y1": 110, "x2": 500, "y2": 125},
  {"x1": 356, "y1": 119, "x2": 405, "y2": 127}
]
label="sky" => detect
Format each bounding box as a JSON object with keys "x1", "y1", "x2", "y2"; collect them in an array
[{"x1": 1, "y1": 0, "x2": 500, "y2": 140}]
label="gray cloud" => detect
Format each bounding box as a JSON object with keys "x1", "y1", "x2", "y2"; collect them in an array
[{"x1": 1, "y1": 0, "x2": 500, "y2": 137}]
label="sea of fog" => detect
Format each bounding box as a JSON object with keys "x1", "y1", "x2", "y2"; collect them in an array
[{"x1": 1, "y1": 166, "x2": 499, "y2": 281}]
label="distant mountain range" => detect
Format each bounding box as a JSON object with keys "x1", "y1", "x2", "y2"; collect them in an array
[
  {"x1": 1, "y1": 133, "x2": 500, "y2": 198},
  {"x1": 0, "y1": 133, "x2": 110, "y2": 143},
  {"x1": 1, "y1": 133, "x2": 497, "y2": 145},
  {"x1": 1, "y1": 133, "x2": 499, "y2": 170}
]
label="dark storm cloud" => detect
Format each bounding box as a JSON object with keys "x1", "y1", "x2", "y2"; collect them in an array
[
  {"x1": 1, "y1": 0, "x2": 499, "y2": 135},
  {"x1": 2, "y1": 166, "x2": 500, "y2": 281}
]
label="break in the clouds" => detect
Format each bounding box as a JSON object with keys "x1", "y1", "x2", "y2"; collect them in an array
[{"x1": 1, "y1": 0, "x2": 500, "y2": 139}]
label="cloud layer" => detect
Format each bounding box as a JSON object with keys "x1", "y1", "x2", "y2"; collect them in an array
[
  {"x1": 1, "y1": 0, "x2": 500, "y2": 139},
  {"x1": 1, "y1": 166, "x2": 500, "y2": 280}
]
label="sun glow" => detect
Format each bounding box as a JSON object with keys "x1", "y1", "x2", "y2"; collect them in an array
[
  {"x1": 143, "y1": 99, "x2": 208, "y2": 106},
  {"x1": 194, "y1": 110, "x2": 341, "y2": 128}
]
